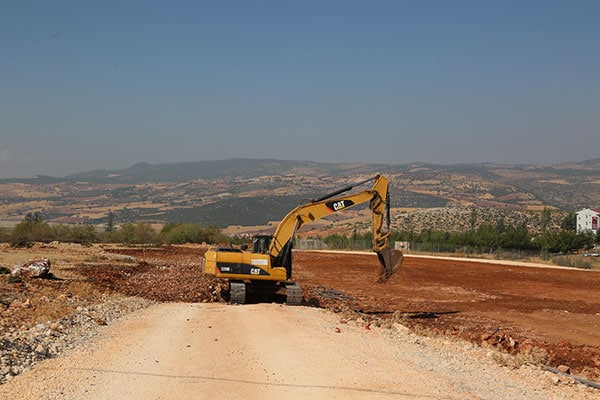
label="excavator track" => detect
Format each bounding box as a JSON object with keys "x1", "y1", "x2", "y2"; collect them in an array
[
  {"x1": 286, "y1": 283, "x2": 302, "y2": 306},
  {"x1": 229, "y1": 281, "x2": 246, "y2": 304}
]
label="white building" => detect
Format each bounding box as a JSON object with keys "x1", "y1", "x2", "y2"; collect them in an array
[{"x1": 576, "y1": 208, "x2": 600, "y2": 235}]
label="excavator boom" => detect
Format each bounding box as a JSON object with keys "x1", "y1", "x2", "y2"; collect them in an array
[{"x1": 268, "y1": 174, "x2": 402, "y2": 282}]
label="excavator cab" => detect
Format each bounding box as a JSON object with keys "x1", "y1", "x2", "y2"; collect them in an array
[{"x1": 252, "y1": 235, "x2": 273, "y2": 254}]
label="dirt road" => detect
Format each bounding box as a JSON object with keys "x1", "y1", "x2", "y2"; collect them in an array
[{"x1": 0, "y1": 302, "x2": 596, "y2": 400}]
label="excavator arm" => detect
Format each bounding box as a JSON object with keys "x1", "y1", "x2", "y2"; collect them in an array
[{"x1": 268, "y1": 174, "x2": 403, "y2": 282}]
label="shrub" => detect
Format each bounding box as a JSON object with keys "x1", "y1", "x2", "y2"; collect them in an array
[
  {"x1": 0, "y1": 227, "x2": 10, "y2": 243},
  {"x1": 115, "y1": 222, "x2": 159, "y2": 245},
  {"x1": 161, "y1": 223, "x2": 226, "y2": 244}
]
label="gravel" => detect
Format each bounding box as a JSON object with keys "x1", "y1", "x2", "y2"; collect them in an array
[{"x1": 0, "y1": 296, "x2": 152, "y2": 384}]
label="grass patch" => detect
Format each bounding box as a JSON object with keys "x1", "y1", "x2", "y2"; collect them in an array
[
  {"x1": 553, "y1": 255, "x2": 593, "y2": 270},
  {"x1": 491, "y1": 347, "x2": 549, "y2": 369}
]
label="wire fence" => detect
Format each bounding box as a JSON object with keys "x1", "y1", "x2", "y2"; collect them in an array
[{"x1": 295, "y1": 239, "x2": 597, "y2": 269}]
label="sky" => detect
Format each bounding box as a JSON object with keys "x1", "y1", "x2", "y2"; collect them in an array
[{"x1": 1, "y1": 1, "x2": 599, "y2": 179}]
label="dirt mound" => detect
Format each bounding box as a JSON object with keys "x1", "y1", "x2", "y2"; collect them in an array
[{"x1": 81, "y1": 247, "x2": 226, "y2": 303}]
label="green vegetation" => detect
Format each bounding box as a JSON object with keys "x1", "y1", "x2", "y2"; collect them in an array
[
  {"x1": 396, "y1": 224, "x2": 595, "y2": 255},
  {"x1": 9, "y1": 212, "x2": 98, "y2": 246},
  {"x1": 320, "y1": 231, "x2": 374, "y2": 250},
  {"x1": 161, "y1": 195, "x2": 308, "y2": 228},
  {"x1": 2, "y1": 211, "x2": 597, "y2": 271},
  {"x1": 0, "y1": 227, "x2": 9, "y2": 243},
  {"x1": 4, "y1": 213, "x2": 228, "y2": 247},
  {"x1": 112, "y1": 222, "x2": 160, "y2": 245},
  {"x1": 160, "y1": 223, "x2": 227, "y2": 245},
  {"x1": 317, "y1": 221, "x2": 597, "y2": 268}
]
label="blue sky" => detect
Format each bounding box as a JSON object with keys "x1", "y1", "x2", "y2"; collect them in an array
[{"x1": 1, "y1": 1, "x2": 599, "y2": 178}]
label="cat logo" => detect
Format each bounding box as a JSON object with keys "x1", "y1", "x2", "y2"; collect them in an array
[{"x1": 326, "y1": 199, "x2": 355, "y2": 212}]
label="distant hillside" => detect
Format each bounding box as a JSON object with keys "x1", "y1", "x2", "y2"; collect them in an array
[
  {"x1": 160, "y1": 195, "x2": 309, "y2": 227},
  {"x1": 0, "y1": 158, "x2": 598, "y2": 231},
  {"x1": 64, "y1": 159, "x2": 390, "y2": 183}
]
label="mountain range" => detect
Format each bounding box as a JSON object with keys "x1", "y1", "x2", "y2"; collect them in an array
[{"x1": 1, "y1": 158, "x2": 599, "y2": 231}]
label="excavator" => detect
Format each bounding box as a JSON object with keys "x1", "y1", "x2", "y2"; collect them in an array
[{"x1": 202, "y1": 174, "x2": 403, "y2": 305}]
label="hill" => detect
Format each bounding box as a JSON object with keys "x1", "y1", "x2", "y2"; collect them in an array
[{"x1": 0, "y1": 158, "x2": 598, "y2": 232}]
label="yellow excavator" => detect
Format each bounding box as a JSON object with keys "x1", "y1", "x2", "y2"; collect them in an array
[{"x1": 202, "y1": 174, "x2": 403, "y2": 305}]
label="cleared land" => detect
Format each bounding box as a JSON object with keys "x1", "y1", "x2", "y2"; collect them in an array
[
  {"x1": 294, "y1": 251, "x2": 600, "y2": 379},
  {"x1": 0, "y1": 244, "x2": 599, "y2": 398}
]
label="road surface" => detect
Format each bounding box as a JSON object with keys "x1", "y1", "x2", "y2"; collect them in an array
[{"x1": 0, "y1": 303, "x2": 594, "y2": 400}]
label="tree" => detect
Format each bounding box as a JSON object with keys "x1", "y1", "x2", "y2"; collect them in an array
[
  {"x1": 474, "y1": 224, "x2": 500, "y2": 248},
  {"x1": 132, "y1": 221, "x2": 158, "y2": 244},
  {"x1": 469, "y1": 208, "x2": 478, "y2": 231},
  {"x1": 161, "y1": 223, "x2": 226, "y2": 245},
  {"x1": 560, "y1": 211, "x2": 576, "y2": 232},
  {"x1": 117, "y1": 223, "x2": 137, "y2": 244},
  {"x1": 540, "y1": 207, "x2": 552, "y2": 232},
  {"x1": 113, "y1": 222, "x2": 159, "y2": 244},
  {"x1": 24, "y1": 211, "x2": 44, "y2": 224},
  {"x1": 105, "y1": 209, "x2": 115, "y2": 233},
  {"x1": 11, "y1": 212, "x2": 52, "y2": 245},
  {"x1": 495, "y1": 218, "x2": 506, "y2": 233},
  {"x1": 501, "y1": 225, "x2": 533, "y2": 250}
]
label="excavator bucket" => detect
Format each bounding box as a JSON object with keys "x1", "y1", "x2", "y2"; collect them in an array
[{"x1": 376, "y1": 249, "x2": 403, "y2": 283}]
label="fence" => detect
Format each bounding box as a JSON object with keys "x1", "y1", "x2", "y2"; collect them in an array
[
  {"x1": 296, "y1": 239, "x2": 589, "y2": 265},
  {"x1": 296, "y1": 238, "x2": 598, "y2": 269}
]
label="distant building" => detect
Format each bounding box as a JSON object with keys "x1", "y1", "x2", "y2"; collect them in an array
[{"x1": 576, "y1": 208, "x2": 600, "y2": 235}]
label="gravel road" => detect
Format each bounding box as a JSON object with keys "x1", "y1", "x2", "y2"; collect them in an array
[{"x1": 0, "y1": 303, "x2": 596, "y2": 400}]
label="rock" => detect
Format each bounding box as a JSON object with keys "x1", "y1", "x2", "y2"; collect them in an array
[
  {"x1": 557, "y1": 364, "x2": 570, "y2": 374},
  {"x1": 34, "y1": 323, "x2": 47, "y2": 332},
  {"x1": 11, "y1": 258, "x2": 51, "y2": 278},
  {"x1": 392, "y1": 323, "x2": 410, "y2": 334},
  {"x1": 0, "y1": 296, "x2": 152, "y2": 384},
  {"x1": 35, "y1": 344, "x2": 47, "y2": 356}
]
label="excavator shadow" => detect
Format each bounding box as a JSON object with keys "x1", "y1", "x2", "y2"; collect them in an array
[
  {"x1": 356, "y1": 310, "x2": 460, "y2": 320},
  {"x1": 222, "y1": 286, "x2": 289, "y2": 305},
  {"x1": 401, "y1": 310, "x2": 460, "y2": 320}
]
